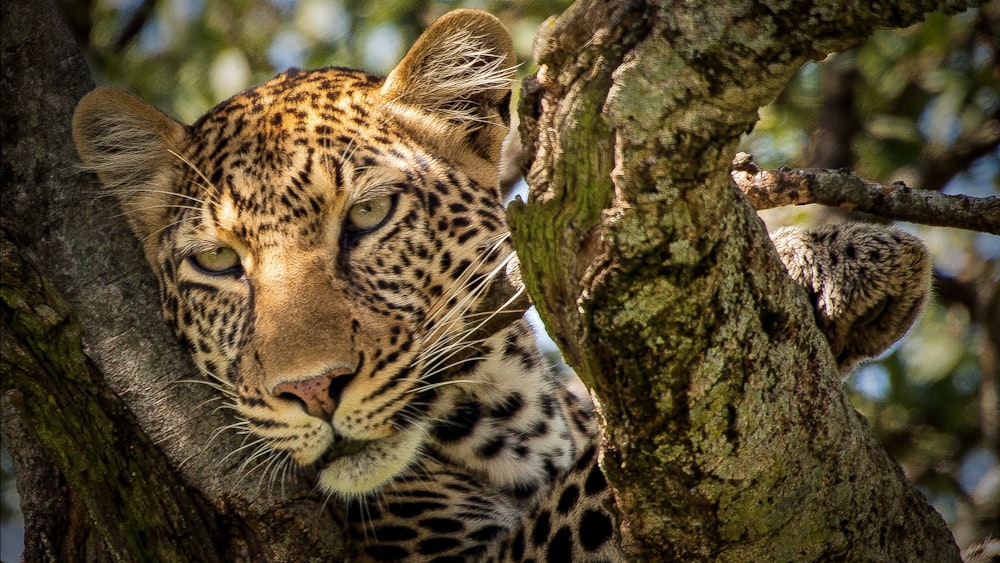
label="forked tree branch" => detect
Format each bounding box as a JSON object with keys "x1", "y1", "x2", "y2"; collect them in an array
[
  {"x1": 732, "y1": 153, "x2": 1000, "y2": 235},
  {"x1": 513, "y1": 0, "x2": 979, "y2": 559}
]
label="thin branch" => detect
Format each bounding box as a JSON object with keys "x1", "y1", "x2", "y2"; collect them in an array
[{"x1": 731, "y1": 153, "x2": 1000, "y2": 235}]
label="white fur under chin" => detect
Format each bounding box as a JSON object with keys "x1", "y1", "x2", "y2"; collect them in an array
[{"x1": 316, "y1": 422, "x2": 429, "y2": 497}]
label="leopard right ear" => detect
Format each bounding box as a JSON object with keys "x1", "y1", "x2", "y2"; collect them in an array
[
  {"x1": 381, "y1": 9, "x2": 515, "y2": 164},
  {"x1": 72, "y1": 87, "x2": 187, "y2": 241}
]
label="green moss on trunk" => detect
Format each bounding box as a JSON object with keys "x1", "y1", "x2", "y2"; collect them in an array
[
  {"x1": 1, "y1": 231, "x2": 224, "y2": 562},
  {"x1": 510, "y1": 0, "x2": 967, "y2": 560}
]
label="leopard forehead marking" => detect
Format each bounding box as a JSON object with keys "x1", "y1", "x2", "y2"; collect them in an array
[
  {"x1": 174, "y1": 73, "x2": 490, "y2": 345},
  {"x1": 180, "y1": 70, "x2": 385, "y2": 246}
]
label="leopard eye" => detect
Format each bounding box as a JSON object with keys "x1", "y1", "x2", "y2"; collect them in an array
[
  {"x1": 347, "y1": 195, "x2": 394, "y2": 233},
  {"x1": 190, "y1": 246, "x2": 241, "y2": 275}
]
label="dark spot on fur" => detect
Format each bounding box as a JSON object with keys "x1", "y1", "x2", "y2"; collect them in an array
[
  {"x1": 372, "y1": 525, "x2": 419, "y2": 541},
  {"x1": 470, "y1": 525, "x2": 504, "y2": 542},
  {"x1": 431, "y1": 400, "x2": 481, "y2": 442},
  {"x1": 557, "y1": 484, "x2": 580, "y2": 514},
  {"x1": 418, "y1": 536, "x2": 461, "y2": 554},
  {"x1": 365, "y1": 544, "x2": 409, "y2": 561},
  {"x1": 419, "y1": 518, "x2": 464, "y2": 534},
  {"x1": 540, "y1": 395, "x2": 556, "y2": 417},
  {"x1": 387, "y1": 501, "x2": 448, "y2": 518},
  {"x1": 511, "y1": 530, "x2": 525, "y2": 560},
  {"x1": 584, "y1": 462, "x2": 608, "y2": 496},
  {"x1": 574, "y1": 444, "x2": 596, "y2": 470},
  {"x1": 508, "y1": 481, "x2": 539, "y2": 500},
  {"x1": 532, "y1": 510, "x2": 551, "y2": 547},
  {"x1": 546, "y1": 526, "x2": 573, "y2": 563},
  {"x1": 579, "y1": 509, "x2": 614, "y2": 551},
  {"x1": 479, "y1": 437, "x2": 506, "y2": 458},
  {"x1": 489, "y1": 392, "x2": 524, "y2": 419}
]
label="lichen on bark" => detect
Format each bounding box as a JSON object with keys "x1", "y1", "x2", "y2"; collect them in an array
[{"x1": 510, "y1": 0, "x2": 976, "y2": 560}]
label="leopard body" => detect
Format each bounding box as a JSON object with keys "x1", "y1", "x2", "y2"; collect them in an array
[{"x1": 72, "y1": 10, "x2": 932, "y2": 561}]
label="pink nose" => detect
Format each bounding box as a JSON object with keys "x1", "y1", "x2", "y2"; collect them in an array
[{"x1": 272, "y1": 368, "x2": 353, "y2": 419}]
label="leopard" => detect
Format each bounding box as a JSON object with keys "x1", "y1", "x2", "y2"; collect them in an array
[{"x1": 72, "y1": 9, "x2": 935, "y2": 562}]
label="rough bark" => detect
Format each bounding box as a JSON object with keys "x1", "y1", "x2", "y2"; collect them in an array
[
  {"x1": 1, "y1": 228, "x2": 223, "y2": 562},
  {"x1": 510, "y1": 0, "x2": 978, "y2": 560}
]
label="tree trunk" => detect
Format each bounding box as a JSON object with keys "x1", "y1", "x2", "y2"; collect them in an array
[
  {"x1": 0, "y1": 0, "x2": 981, "y2": 561},
  {"x1": 509, "y1": 0, "x2": 976, "y2": 560}
]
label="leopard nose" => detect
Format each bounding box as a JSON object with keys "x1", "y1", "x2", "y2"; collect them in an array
[{"x1": 272, "y1": 368, "x2": 353, "y2": 419}]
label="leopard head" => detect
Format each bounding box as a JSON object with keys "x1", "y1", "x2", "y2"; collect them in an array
[{"x1": 72, "y1": 10, "x2": 517, "y2": 497}]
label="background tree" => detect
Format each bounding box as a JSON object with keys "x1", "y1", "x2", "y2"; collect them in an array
[{"x1": 2, "y1": 0, "x2": 996, "y2": 560}]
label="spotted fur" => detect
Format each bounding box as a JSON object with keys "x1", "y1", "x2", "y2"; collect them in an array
[
  {"x1": 73, "y1": 9, "x2": 933, "y2": 561},
  {"x1": 772, "y1": 223, "x2": 932, "y2": 375}
]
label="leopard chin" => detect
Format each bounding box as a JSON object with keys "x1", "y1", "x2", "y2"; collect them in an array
[
  {"x1": 318, "y1": 437, "x2": 372, "y2": 464},
  {"x1": 315, "y1": 422, "x2": 429, "y2": 497}
]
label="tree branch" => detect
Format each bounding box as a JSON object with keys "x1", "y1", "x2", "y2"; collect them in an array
[
  {"x1": 512, "y1": 0, "x2": 979, "y2": 559},
  {"x1": 731, "y1": 153, "x2": 1000, "y2": 234},
  {"x1": 113, "y1": 0, "x2": 157, "y2": 53},
  {"x1": 1, "y1": 224, "x2": 224, "y2": 561}
]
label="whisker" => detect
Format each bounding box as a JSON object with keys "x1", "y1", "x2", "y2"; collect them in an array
[
  {"x1": 220, "y1": 435, "x2": 270, "y2": 468},
  {"x1": 422, "y1": 241, "x2": 516, "y2": 334},
  {"x1": 140, "y1": 213, "x2": 201, "y2": 242},
  {"x1": 235, "y1": 443, "x2": 281, "y2": 487},
  {"x1": 167, "y1": 148, "x2": 221, "y2": 196},
  {"x1": 116, "y1": 203, "x2": 204, "y2": 217},
  {"x1": 418, "y1": 335, "x2": 492, "y2": 375},
  {"x1": 405, "y1": 378, "x2": 485, "y2": 394},
  {"x1": 111, "y1": 186, "x2": 207, "y2": 206},
  {"x1": 175, "y1": 416, "x2": 250, "y2": 471},
  {"x1": 173, "y1": 377, "x2": 238, "y2": 398}
]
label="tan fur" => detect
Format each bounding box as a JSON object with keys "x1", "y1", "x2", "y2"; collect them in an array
[
  {"x1": 771, "y1": 224, "x2": 932, "y2": 375},
  {"x1": 384, "y1": 9, "x2": 516, "y2": 165}
]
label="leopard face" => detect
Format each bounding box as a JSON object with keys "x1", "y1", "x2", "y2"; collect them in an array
[{"x1": 72, "y1": 10, "x2": 517, "y2": 497}]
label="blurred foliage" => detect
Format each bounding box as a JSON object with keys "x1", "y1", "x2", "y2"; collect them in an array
[
  {"x1": 743, "y1": 3, "x2": 999, "y2": 546},
  {"x1": 72, "y1": 0, "x2": 571, "y2": 122},
  {"x1": 4, "y1": 0, "x2": 995, "y2": 555}
]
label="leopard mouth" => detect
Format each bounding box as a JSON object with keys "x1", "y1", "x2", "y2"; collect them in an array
[
  {"x1": 319, "y1": 437, "x2": 371, "y2": 464},
  {"x1": 313, "y1": 423, "x2": 428, "y2": 496}
]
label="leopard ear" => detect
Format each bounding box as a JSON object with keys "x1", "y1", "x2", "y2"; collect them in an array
[
  {"x1": 72, "y1": 87, "x2": 187, "y2": 241},
  {"x1": 382, "y1": 9, "x2": 515, "y2": 163}
]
